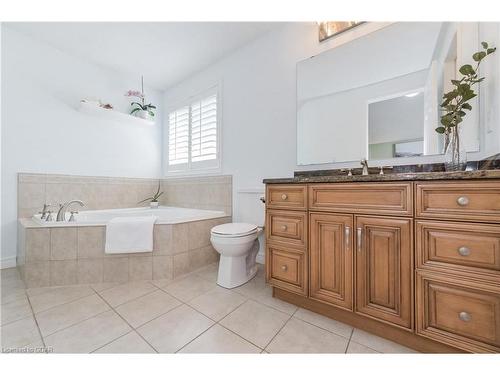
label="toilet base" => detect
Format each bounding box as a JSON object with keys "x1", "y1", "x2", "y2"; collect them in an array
[{"x1": 216, "y1": 239, "x2": 259, "y2": 289}]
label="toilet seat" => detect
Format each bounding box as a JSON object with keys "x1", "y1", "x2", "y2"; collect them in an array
[{"x1": 211, "y1": 223, "x2": 258, "y2": 238}]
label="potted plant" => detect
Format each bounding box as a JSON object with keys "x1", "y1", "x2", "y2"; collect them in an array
[
  {"x1": 138, "y1": 182, "x2": 164, "y2": 208},
  {"x1": 435, "y1": 42, "x2": 496, "y2": 171},
  {"x1": 125, "y1": 76, "x2": 156, "y2": 120}
]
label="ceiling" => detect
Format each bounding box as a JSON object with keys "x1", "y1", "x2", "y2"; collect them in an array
[{"x1": 6, "y1": 22, "x2": 283, "y2": 90}]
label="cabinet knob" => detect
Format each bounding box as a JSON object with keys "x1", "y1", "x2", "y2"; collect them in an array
[
  {"x1": 281, "y1": 194, "x2": 288, "y2": 200},
  {"x1": 458, "y1": 246, "x2": 471, "y2": 256},
  {"x1": 457, "y1": 196, "x2": 469, "y2": 206},
  {"x1": 281, "y1": 265, "x2": 288, "y2": 271},
  {"x1": 459, "y1": 311, "x2": 472, "y2": 322},
  {"x1": 281, "y1": 225, "x2": 288, "y2": 231}
]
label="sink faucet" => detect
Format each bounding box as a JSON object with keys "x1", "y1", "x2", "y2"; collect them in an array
[
  {"x1": 360, "y1": 159, "x2": 369, "y2": 175},
  {"x1": 56, "y1": 200, "x2": 85, "y2": 221}
]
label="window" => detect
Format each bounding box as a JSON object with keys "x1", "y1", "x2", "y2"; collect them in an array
[{"x1": 166, "y1": 88, "x2": 220, "y2": 173}]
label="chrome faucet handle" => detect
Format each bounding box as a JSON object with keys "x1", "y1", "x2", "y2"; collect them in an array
[
  {"x1": 57, "y1": 200, "x2": 85, "y2": 222},
  {"x1": 45, "y1": 210, "x2": 54, "y2": 222},
  {"x1": 340, "y1": 168, "x2": 353, "y2": 176},
  {"x1": 360, "y1": 159, "x2": 369, "y2": 175},
  {"x1": 379, "y1": 166, "x2": 394, "y2": 175},
  {"x1": 38, "y1": 203, "x2": 52, "y2": 219},
  {"x1": 68, "y1": 211, "x2": 79, "y2": 222}
]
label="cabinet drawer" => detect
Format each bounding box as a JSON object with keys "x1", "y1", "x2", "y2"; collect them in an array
[
  {"x1": 416, "y1": 220, "x2": 500, "y2": 280},
  {"x1": 266, "y1": 210, "x2": 307, "y2": 247},
  {"x1": 266, "y1": 244, "x2": 307, "y2": 296},
  {"x1": 266, "y1": 184, "x2": 307, "y2": 210},
  {"x1": 416, "y1": 181, "x2": 500, "y2": 222},
  {"x1": 416, "y1": 270, "x2": 500, "y2": 352},
  {"x1": 309, "y1": 182, "x2": 412, "y2": 216}
]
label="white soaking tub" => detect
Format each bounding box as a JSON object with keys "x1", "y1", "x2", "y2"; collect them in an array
[{"x1": 32, "y1": 206, "x2": 227, "y2": 226}]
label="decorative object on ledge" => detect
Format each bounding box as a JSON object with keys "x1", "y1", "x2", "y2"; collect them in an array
[
  {"x1": 436, "y1": 41, "x2": 496, "y2": 171},
  {"x1": 137, "y1": 181, "x2": 163, "y2": 208},
  {"x1": 125, "y1": 75, "x2": 156, "y2": 120},
  {"x1": 317, "y1": 21, "x2": 365, "y2": 42},
  {"x1": 78, "y1": 100, "x2": 154, "y2": 126}
]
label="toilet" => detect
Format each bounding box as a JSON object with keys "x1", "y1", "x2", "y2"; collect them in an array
[{"x1": 210, "y1": 222, "x2": 262, "y2": 288}]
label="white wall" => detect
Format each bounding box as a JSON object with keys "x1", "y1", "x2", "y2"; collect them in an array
[
  {"x1": 163, "y1": 23, "x2": 395, "y2": 259},
  {"x1": 1, "y1": 26, "x2": 163, "y2": 267}
]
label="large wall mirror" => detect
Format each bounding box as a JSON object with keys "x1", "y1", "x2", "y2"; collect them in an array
[{"x1": 297, "y1": 22, "x2": 484, "y2": 166}]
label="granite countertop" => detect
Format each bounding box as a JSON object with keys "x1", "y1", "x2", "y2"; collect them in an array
[{"x1": 263, "y1": 169, "x2": 500, "y2": 184}]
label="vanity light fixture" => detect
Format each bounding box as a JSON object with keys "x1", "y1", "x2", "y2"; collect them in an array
[
  {"x1": 405, "y1": 92, "x2": 421, "y2": 98},
  {"x1": 317, "y1": 21, "x2": 365, "y2": 42}
]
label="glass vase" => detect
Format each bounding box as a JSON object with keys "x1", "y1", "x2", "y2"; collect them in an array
[{"x1": 444, "y1": 126, "x2": 467, "y2": 171}]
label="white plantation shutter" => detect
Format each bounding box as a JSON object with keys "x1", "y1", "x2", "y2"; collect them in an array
[
  {"x1": 166, "y1": 88, "x2": 219, "y2": 173},
  {"x1": 168, "y1": 106, "x2": 190, "y2": 167},
  {"x1": 191, "y1": 94, "x2": 217, "y2": 163}
]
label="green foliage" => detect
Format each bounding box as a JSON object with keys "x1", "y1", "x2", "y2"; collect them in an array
[
  {"x1": 130, "y1": 102, "x2": 156, "y2": 117},
  {"x1": 436, "y1": 42, "x2": 496, "y2": 135},
  {"x1": 138, "y1": 181, "x2": 164, "y2": 204}
]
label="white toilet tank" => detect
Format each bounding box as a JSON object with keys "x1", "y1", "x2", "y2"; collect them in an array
[
  {"x1": 234, "y1": 189, "x2": 265, "y2": 226},
  {"x1": 234, "y1": 188, "x2": 266, "y2": 263}
]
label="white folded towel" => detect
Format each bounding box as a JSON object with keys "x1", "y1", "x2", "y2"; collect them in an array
[{"x1": 105, "y1": 216, "x2": 157, "y2": 254}]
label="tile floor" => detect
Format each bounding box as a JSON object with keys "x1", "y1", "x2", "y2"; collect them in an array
[{"x1": 1, "y1": 263, "x2": 417, "y2": 354}]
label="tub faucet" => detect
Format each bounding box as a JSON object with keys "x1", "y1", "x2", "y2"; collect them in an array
[
  {"x1": 361, "y1": 159, "x2": 369, "y2": 175},
  {"x1": 57, "y1": 200, "x2": 85, "y2": 221}
]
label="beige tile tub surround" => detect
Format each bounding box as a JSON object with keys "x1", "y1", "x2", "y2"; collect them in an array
[
  {"x1": 17, "y1": 216, "x2": 231, "y2": 288},
  {"x1": 18, "y1": 173, "x2": 233, "y2": 219},
  {"x1": 160, "y1": 175, "x2": 232, "y2": 216},
  {"x1": 17, "y1": 173, "x2": 162, "y2": 219}
]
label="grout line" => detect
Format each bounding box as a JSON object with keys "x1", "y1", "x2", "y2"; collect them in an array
[
  {"x1": 345, "y1": 328, "x2": 355, "y2": 354},
  {"x1": 39, "y1": 304, "x2": 113, "y2": 340},
  {"x1": 92, "y1": 290, "x2": 158, "y2": 353},
  {"x1": 291, "y1": 313, "x2": 354, "y2": 341},
  {"x1": 27, "y1": 286, "x2": 96, "y2": 314},
  {"x1": 173, "y1": 320, "x2": 217, "y2": 353},
  {"x1": 23, "y1": 286, "x2": 48, "y2": 351},
  {"x1": 262, "y1": 309, "x2": 295, "y2": 353}
]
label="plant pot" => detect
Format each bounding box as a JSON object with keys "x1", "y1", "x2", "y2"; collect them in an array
[
  {"x1": 444, "y1": 126, "x2": 467, "y2": 171},
  {"x1": 135, "y1": 110, "x2": 153, "y2": 121},
  {"x1": 150, "y1": 201, "x2": 159, "y2": 209}
]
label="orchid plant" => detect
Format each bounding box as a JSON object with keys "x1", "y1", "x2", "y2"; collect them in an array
[
  {"x1": 125, "y1": 76, "x2": 156, "y2": 117},
  {"x1": 138, "y1": 181, "x2": 163, "y2": 204}
]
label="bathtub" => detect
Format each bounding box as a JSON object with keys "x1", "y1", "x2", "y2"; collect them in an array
[{"x1": 31, "y1": 206, "x2": 227, "y2": 226}]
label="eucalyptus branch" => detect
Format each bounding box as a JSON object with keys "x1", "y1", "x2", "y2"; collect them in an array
[{"x1": 436, "y1": 41, "x2": 496, "y2": 135}]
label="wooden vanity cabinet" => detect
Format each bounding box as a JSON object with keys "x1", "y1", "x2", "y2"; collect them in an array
[
  {"x1": 265, "y1": 178, "x2": 500, "y2": 353},
  {"x1": 355, "y1": 216, "x2": 413, "y2": 329},
  {"x1": 309, "y1": 213, "x2": 353, "y2": 311}
]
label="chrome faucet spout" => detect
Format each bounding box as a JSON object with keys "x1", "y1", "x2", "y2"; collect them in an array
[
  {"x1": 361, "y1": 159, "x2": 369, "y2": 175},
  {"x1": 56, "y1": 200, "x2": 85, "y2": 221}
]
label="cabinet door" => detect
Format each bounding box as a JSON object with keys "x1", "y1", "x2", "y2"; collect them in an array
[
  {"x1": 310, "y1": 213, "x2": 353, "y2": 311},
  {"x1": 355, "y1": 216, "x2": 413, "y2": 329}
]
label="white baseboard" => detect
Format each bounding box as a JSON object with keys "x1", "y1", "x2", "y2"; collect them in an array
[{"x1": 0, "y1": 256, "x2": 17, "y2": 269}]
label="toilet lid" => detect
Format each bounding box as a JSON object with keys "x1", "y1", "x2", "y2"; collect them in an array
[{"x1": 211, "y1": 223, "x2": 258, "y2": 236}]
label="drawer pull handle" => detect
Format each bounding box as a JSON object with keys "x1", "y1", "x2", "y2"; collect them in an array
[
  {"x1": 457, "y1": 196, "x2": 469, "y2": 206},
  {"x1": 459, "y1": 311, "x2": 472, "y2": 322},
  {"x1": 357, "y1": 228, "x2": 362, "y2": 252},
  {"x1": 281, "y1": 194, "x2": 288, "y2": 200},
  {"x1": 281, "y1": 265, "x2": 288, "y2": 271},
  {"x1": 345, "y1": 226, "x2": 351, "y2": 251},
  {"x1": 458, "y1": 246, "x2": 471, "y2": 256},
  {"x1": 281, "y1": 225, "x2": 288, "y2": 231}
]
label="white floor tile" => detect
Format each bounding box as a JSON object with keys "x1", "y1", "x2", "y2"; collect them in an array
[
  {"x1": 179, "y1": 324, "x2": 260, "y2": 353},
  {"x1": 266, "y1": 318, "x2": 349, "y2": 353},
  {"x1": 137, "y1": 304, "x2": 214, "y2": 353},
  {"x1": 94, "y1": 331, "x2": 156, "y2": 353},
  {"x1": 219, "y1": 300, "x2": 289, "y2": 349}
]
